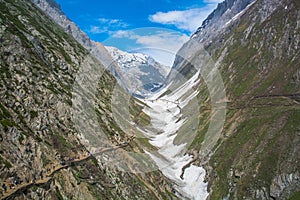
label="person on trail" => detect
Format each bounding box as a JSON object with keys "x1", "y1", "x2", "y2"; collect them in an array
[
  {"x1": 2, "y1": 183, "x2": 7, "y2": 192},
  {"x1": 15, "y1": 177, "x2": 22, "y2": 185},
  {"x1": 33, "y1": 174, "x2": 36, "y2": 183},
  {"x1": 171, "y1": 187, "x2": 176, "y2": 194}
]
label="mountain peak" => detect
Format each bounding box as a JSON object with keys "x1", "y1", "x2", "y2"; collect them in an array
[
  {"x1": 192, "y1": 0, "x2": 256, "y2": 41},
  {"x1": 106, "y1": 46, "x2": 150, "y2": 68},
  {"x1": 105, "y1": 46, "x2": 170, "y2": 96}
]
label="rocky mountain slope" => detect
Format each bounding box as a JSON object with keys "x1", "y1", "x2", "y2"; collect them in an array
[
  {"x1": 0, "y1": 0, "x2": 176, "y2": 199},
  {"x1": 106, "y1": 46, "x2": 170, "y2": 96},
  {"x1": 192, "y1": 0, "x2": 256, "y2": 43},
  {"x1": 164, "y1": 0, "x2": 300, "y2": 199}
]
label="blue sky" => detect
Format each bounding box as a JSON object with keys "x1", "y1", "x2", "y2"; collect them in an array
[{"x1": 55, "y1": 0, "x2": 223, "y2": 65}]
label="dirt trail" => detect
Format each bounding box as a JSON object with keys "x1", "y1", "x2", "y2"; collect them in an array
[
  {"x1": 0, "y1": 138, "x2": 135, "y2": 200},
  {"x1": 0, "y1": 155, "x2": 90, "y2": 200}
]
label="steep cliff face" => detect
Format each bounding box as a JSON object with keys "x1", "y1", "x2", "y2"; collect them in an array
[
  {"x1": 31, "y1": 0, "x2": 92, "y2": 48},
  {"x1": 170, "y1": 0, "x2": 257, "y2": 79},
  {"x1": 0, "y1": 0, "x2": 175, "y2": 199},
  {"x1": 192, "y1": 0, "x2": 256, "y2": 42},
  {"x1": 167, "y1": 0, "x2": 300, "y2": 199}
]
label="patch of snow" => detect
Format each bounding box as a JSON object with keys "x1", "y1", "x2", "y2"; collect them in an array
[
  {"x1": 224, "y1": 0, "x2": 257, "y2": 27},
  {"x1": 142, "y1": 70, "x2": 209, "y2": 200},
  {"x1": 105, "y1": 46, "x2": 171, "y2": 96},
  {"x1": 105, "y1": 46, "x2": 170, "y2": 76}
]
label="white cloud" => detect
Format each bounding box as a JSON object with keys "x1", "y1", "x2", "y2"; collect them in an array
[
  {"x1": 135, "y1": 33, "x2": 189, "y2": 53},
  {"x1": 112, "y1": 30, "x2": 188, "y2": 52},
  {"x1": 97, "y1": 18, "x2": 129, "y2": 28},
  {"x1": 112, "y1": 30, "x2": 136, "y2": 39},
  {"x1": 88, "y1": 18, "x2": 129, "y2": 34},
  {"x1": 89, "y1": 26, "x2": 107, "y2": 34},
  {"x1": 149, "y1": 3, "x2": 220, "y2": 33},
  {"x1": 110, "y1": 30, "x2": 189, "y2": 66}
]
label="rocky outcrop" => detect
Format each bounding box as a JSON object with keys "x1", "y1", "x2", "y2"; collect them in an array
[
  {"x1": 31, "y1": 0, "x2": 92, "y2": 48},
  {"x1": 270, "y1": 172, "x2": 300, "y2": 199},
  {"x1": 168, "y1": 0, "x2": 257, "y2": 84},
  {"x1": 192, "y1": 0, "x2": 256, "y2": 43}
]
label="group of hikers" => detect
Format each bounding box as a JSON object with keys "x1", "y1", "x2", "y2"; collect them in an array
[
  {"x1": 0, "y1": 139, "x2": 134, "y2": 198},
  {"x1": 1, "y1": 172, "x2": 45, "y2": 196},
  {"x1": 0, "y1": 155, "x2": 86, "y2": 197},
  {"x1": 59, "y1": 156, "x2": 80, "y2": 166},
  {"x1": 1, "y1": 177, "x2": 24, "y2": 194}
]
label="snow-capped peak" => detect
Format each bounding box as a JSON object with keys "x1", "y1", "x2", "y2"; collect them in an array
[
  {"x1": 105, "y1": 46, "x2": 171, "y2": 97},
  {"x1": 106, "y1": 46, "x2": 150, "y2": 69}
]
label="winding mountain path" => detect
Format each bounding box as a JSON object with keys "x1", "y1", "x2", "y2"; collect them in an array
[{"x1": 0, "y1": 137, "x2": 135, "y2": 200}]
